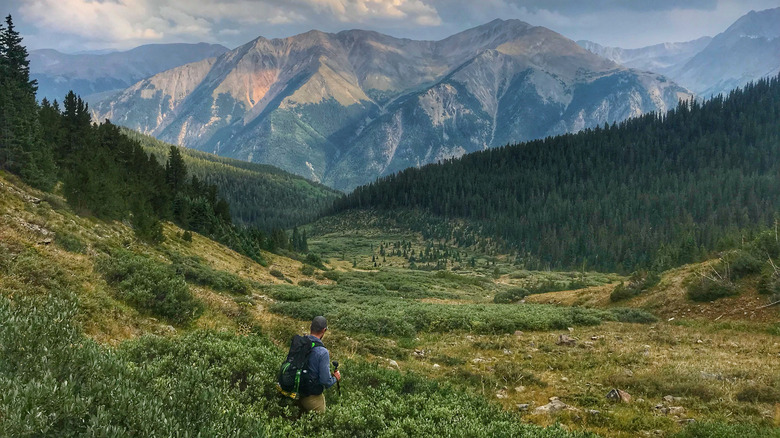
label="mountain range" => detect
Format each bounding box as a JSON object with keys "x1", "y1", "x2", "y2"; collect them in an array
[
  {"x1": 30, "y1": 43, "x2": 229, "y2": 103},
  {"x1": 580, "y1": 7, "x2": 780, "y2": 98},
  {"x1": 93, "y1": 19, "x2": 689, "y2": 191}
]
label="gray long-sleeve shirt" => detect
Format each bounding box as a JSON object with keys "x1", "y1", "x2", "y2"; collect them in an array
[{"x1": 305, "y1": 334, "x2": 337, "y2": 389}]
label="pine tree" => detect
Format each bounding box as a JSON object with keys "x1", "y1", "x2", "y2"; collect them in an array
[{"x1": 165, "y1": 146, "x2": 187, "y2": 193}]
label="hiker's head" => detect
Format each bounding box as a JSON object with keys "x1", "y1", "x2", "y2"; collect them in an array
[{"x1": 310, "y1": 316, "x2": 328, "y2": 337}]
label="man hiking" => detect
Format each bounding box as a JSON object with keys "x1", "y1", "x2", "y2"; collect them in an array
[{"x1": 278, "y1": 316, "x2": 341, "y2": 413}]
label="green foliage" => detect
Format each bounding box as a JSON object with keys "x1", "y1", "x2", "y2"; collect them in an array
[
  {"x1": 97, "y1": 249, "x2": 203, "y2": 324},
  {"x1": 673, "y1": 422, "x2": 780, "y2": 438},
  {"x1": 333, "y1": 75, "x2": 780, "y2": 273},
  {"x1": 736, "y1": 384, "x2": 780, "y2": 403},
  {"x1": 610, "y1": 271, "x2": 660, "y2": 302},
  {"x1": 0, "y1": 293, "x2": 595, "y2": 438},
  {"x1": 127, "y1": 128, "x2": 341, "y2": 232},
  {"x1": 54, "y1": 231, "x2": 86, "y2": 254},
  {"x1": 300, "y1": 264, "x2": 315, "y2": 276},
  {"x1": 170, "y1": 253, "x2": 251, "y2": 295},
  {"x1": 269, "y1": 269, "x2": 285, "y2": 279},
  {"x1": 687, "y1": 276, "x2": 738, "y2": 302},
  {"x1": 724, "y1": 250, "x2": 763, "y2": 281},
  {"x1": 494, "y1": 287, "x2": 529, "y2": 304}
]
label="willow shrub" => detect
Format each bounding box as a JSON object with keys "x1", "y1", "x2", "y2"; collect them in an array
[{"x1": 0, "y1": 293, "x2": 598, "y2": 438}]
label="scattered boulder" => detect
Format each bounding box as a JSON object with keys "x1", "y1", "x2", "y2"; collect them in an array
[
  {"x1": 533, "y1": 397, "x2": 568, "y2": 415},
  {"x1": 606, "y1": 388, "x2": 632, "y2": 403},
  {"x1": 587, "y1": 409, "x2": 601, "y2": 415},
  {"x1": 432, "y1": 363, "x2": 441, "y2": 369},
  {"x1": 663, "y1": 395, "x2": 682, "y2": 404},
  {"x1": 388, "y1": 359, "x2": 400, "y2": 370},
  {"x1": 514, "y1": 330, "x2": 524, "y2": 337},
  {"x1": 413, "y1": 349, "x2": 426, "y2": 358},
  {"x1": 557, "y1": 334, "x2": 577, "y2": 346},
  {"x1": 502, "y1": 349, "x2": 512, "y2": 355},
  {"x1": 516, "y1": 403, "x2": 531, "y2": 411},
  {"x1": 668, "y1": 406, "x2": 685, "y2": 416},
  {"x1": 591, "y1": 335, "x2": 604, "y2": 341},
  {"x1": 514, "y1": 385, "x2": 526, "y2": 393},
  {"x1": 495, "y1": 389, "x2": 508, "y2": 399}
]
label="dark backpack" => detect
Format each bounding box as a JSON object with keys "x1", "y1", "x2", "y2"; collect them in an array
[{"x1": 276, "y1": 335, "x2": 324, "y2": 399}]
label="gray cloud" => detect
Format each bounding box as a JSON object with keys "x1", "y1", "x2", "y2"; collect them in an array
[{"x1": 3, "y1": 0, "x2": 779, "y2": 52}]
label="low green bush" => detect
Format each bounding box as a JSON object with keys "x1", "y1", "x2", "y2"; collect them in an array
[
  {"x1": 610, "y1": 270, "x2": 660, "y2": 302},
  {"x1": 55, "y1": 231, "x2": 87, "y2": 254},
  {"x1": 736, "y1": 384, "x2": 780, "y2": 403},
  {"x1": 687, "y1": 276, "x2": 738, "y2": 302},
  {"x1": 171, "y1": 255, "x2": 251, "y2": 295},
  {"x1": 725, "y1": 250, "x2": 763, "y2": 280},
  {"x1": 493, "y1": 287, "x2": 529, "y2": 304},
  {"x1": 0, "y1": 293, "x2": 594, "y2": 438},
  {"x1": 269, "y1": 269, "x2": 285, "y2": 279},
  {"x1": 97, "y1": 250, "x2": 203, "y2": 324}
]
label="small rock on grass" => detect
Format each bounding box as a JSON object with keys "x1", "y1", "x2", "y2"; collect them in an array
[
  {"x1": 606, "y1": 388, "x2": 632, "y2": 403},
  {"x1": 557, "y1": 334, "x2": 577, "y2": 346}
]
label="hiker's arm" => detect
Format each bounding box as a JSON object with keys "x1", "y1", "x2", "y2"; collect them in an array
[{"x1": 318, "y1": 350, "x2": 337, "y2": 388}]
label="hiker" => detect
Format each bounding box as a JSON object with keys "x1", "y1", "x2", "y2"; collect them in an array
[
  {"x1": 277, "y1": 316, "x2": 341, "y2": 412},
  {"x1": 298, "y1": 316, "x2": 340, "y2": 412}
]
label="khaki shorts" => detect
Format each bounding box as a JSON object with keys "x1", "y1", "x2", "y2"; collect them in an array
[{"x1": 299, "y1": 393, "x2": 326, "y2": 413}]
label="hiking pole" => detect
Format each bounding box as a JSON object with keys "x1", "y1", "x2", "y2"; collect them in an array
[{"x1": 332, "y1": 360, "x2": 341, "y2": 396}]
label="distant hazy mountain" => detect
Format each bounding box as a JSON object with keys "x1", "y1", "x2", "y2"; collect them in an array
[
  {"x1": 30, "y1": 43, "x2": 229, "y2": 103},
  {"x1": 670, "y1": 7, "x2": 780, "y2": 97},
  {"x1": 577, "y1": 37, "x2": 712, "y2": 75},
  {"x1": 580, "y1": 7, "x2": 780, "y2": 98},
  {"x1": 95, "y1": 20, "x2": 690, "y2": 191}
]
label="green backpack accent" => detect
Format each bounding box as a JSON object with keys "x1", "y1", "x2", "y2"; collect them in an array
[{"x1": 276, "y1": 335, "x2": 323, "y2": 399}]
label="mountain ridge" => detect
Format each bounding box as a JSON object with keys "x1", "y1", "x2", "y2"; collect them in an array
[{"x1": 95, "y1": 19, "x2": 690, "y2": 191}]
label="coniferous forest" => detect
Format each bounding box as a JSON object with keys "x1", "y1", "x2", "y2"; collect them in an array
[
  {"x1": 0, "y1": 17, "x2": 310, "y2": 262},
  {"x1": 333, "y1": 74, "x2": 780, "y2": 272}
]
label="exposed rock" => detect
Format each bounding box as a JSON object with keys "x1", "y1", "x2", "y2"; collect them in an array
[
  {"x1": 502, "y1": 349, "x2": 512, "y2": 355},
  {"x1": 388, "y1": 359, "x2": 400, "y2": 370},
  {"x1": 591, "y1": 335, "x2": 604, "y2": 341},
  {"x1": 668, "y1": 406, "x2": 685, "y2": 416},
  {"x1": 432, "y1": 364, "x2": 441, "y2": 369},
  {"x1": 514, "y1": 330, "x2": 524, "y2": 337},
  {"x1": 557, "y1": 334, "x2": 577, "y2": 346},
  {"x1": 624, "y1": 369, "x2": 634, "y2": 377},
  {"x1": 517, "y1": 403, "x2": 531, "y2": 411},
  {"x1": 606, "y1": 388, "x2": 632, "y2": 403},
  {"x1": 514, "y1": 386, "x2": 526, "y2": 393},
  {"x1": 495, "y1": 390, "x2": 508, "y2": 399},
  {"x1": 663, "y1": 395, "x2": 682, "y2": 404},
  {"x1": 413, "y1": 349, "x2": 426, "y2": 357},
  {"x1": 587, "y1": 409, "x2": 601, "y2": 415},
  {"x1": 533, "y1": 397, "x2": 568, "y2": 415}
]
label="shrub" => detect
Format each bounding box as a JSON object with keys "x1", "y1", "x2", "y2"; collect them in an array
[
  {"x1": 687, "y1": 276, "x2": 738, "y2": 302},
  {"x1": 493, "y1": 287, "x2": 529, "y2": 304},
  {"x1": 610, "y1": 270, "x2": 660, "y2": 302},
  {"x1": 172, "y1": 256, "x2": 250, "y2": 295},
  {"x1": 55, "y1": 231, "x2": 87, "y2": 254},
  {"x1": 301, "y1": 264, "x2": 315, "y2": 276},
  {"x1": 736, "y1": 384, "x2": 780, "y2": 403},
  {"x1": 298, "y1": 279, "x2": 316, "y2": 287},
  {"x1": 269, "y1": 269, "x2": 285, "y2": 279},
  {"x1": 725, "y1": 250, "x2": 763, "y2": 280},
  {"x1": 97, "y1": 250, "x2": 203, "y2": 324}
]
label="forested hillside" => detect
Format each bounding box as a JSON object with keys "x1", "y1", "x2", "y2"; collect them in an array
[
  {"x1": 122, "y1": 130, "x2": 341, "y2": 231},
  {"x1": 333, "y1": 74, "x2": 780, "y2": 272},
  {"x1": 0, "y1": 17, "x2": 318, "y2": 263}
]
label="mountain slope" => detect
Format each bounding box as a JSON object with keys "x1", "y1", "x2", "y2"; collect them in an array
[
  {"x1": 669, "y1": 7, "x2": 780, "y2": 97},
  {"x1": 330, "y1": 75, "x2": 780, "y2": 272},
  {"x1": 579, "y1": 8, "x2": 780, "y2": 99},
  {"x1": 95, "y1": 20, "x2": 690, "y2": 191},
  {"x1": 577, "y1": 37, "x2": 712, "y2": 75},
  {"x1": 30, "y1": 43, "x2": 229, "y2": 102},
  {"x1": 121, "y1": 129, "x2": 342, "y2": 231}
]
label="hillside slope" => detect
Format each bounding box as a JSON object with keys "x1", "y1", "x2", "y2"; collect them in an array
[
  {"x1": 121, "y1": 129, "x2": 341, "y2": 231},
  {"x1": 331, "y1": 75, "x2": 780, "y2": 272},
  {"x1": 95, "y1": 20, "x2": 689, "y2": 191}
]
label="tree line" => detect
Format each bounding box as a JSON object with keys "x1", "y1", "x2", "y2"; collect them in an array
[
  {"x1": 0, "y1": 16, "x2": 307, "y2": 262},
  {"x1": 332, "y1": 74, "x2": 780, "y2": 273}
]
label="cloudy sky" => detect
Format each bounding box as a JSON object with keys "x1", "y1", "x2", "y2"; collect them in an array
[{"x1": 2, "y1": 0, "x2": 779, "y2": 53}]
